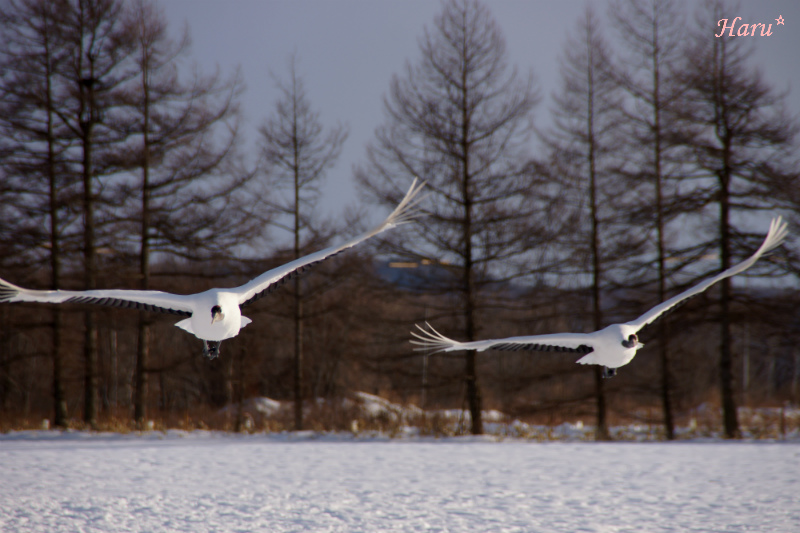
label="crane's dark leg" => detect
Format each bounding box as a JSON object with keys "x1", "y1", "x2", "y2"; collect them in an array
[
  {"x1": 602, "y1": 367, "x2": 617, "y2": 378},
  {"x1": 203, "y1": 340, "x2": 222, "y2": 359}
]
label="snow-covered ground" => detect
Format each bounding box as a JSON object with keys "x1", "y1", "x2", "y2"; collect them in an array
[{"x1": 2, "y1": 430, "x2": 799, "y2": 532}]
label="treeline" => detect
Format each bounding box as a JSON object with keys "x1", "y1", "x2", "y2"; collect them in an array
[{"x1": 1, "y1": 0, "x2": 798, "y2": 439}]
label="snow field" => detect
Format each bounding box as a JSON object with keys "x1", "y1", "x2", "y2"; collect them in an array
[{"x1": 1, "y1": 433, "x2": 799, "y2": 532}]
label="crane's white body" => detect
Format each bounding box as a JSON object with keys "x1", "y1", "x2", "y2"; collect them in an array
[{"x1": 173, "y1": 291, "x2": 249, "y2": 341}]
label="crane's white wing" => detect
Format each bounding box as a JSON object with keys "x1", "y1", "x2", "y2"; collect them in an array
[
  {"x1": 410, "y1": 323, "x2": 594, "y2": 354},
  {"x1": 0, "y1": 277, "x2": 193, "y2": 316},
  {"x1": 626, "y1": 216, "x2": 788, "y2": 332},
  {"x1": 237, "y1": 178, "x2": 426, "y2": 307}
]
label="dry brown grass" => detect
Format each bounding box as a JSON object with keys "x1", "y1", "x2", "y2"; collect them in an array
[{"x1": 2, "y1": 399, "x2": 797, "y2": 440}]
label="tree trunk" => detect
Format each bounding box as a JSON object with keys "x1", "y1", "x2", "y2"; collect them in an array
[
  {"x1": 51, "y1": 309, "x2": 68, "y2": 428},
  {"x1": 718, "y1": 169, "x2": 739, "y2": 438},
  {"x1": 135, "y1": 60, "x2": 152, "y2": 430},
  {"x1": 47, "y1": 61, "x2": 67, "y2": 429},
  {"x1": 81, "y1": 72, "x2": 99, "y2": 430},
  {"x1": 648, "y1": 26, "x2": 675, "y2": 440},
  {"x1": 462, "y1": 161, "x2": 483, "y2": 436},
  {"x1": 587, "y1": 53, "x2": 609, "y2": 441},
  {"x1": 293, "y1": 119, "x2": 304, "y2": 432},
  {"x1": 134, "y1": 320, "x2": 149, "y2": 429},
  {"x1": 234, "y1": 347, "x2": 246, "y2": 432},
  {"x1": 82, "y1": 135, "x2": 98, "y2": 429},
  {"x1": 463, "y1": 241, "x2": 483, "y2": 435},
  {"x1": 294, "y1": 275, "x2": 304, "y2": 431},
  {"x1": 461, "y1": 56, "x2": 483, "y2": 435}
]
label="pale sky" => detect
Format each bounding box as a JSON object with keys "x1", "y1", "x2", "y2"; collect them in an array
[{"x1": 162, "y1": 0, "x2": 800, "y2": 219}]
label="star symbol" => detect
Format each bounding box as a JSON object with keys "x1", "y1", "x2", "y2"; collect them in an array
[{"x1": 776, "y1": 15, "x2": 784, "y2": 25}]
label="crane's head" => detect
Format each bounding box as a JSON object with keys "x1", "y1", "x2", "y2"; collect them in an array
[
  {"x1": 621, "y1": 333, "x2": 643, "y2": 350},
  {"x1": 211, "y1": 305, "x2": 224, "y2": 324}
]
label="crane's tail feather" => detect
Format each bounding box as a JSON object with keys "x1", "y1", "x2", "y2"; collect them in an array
[
  {"x1": 383, "y1": 178, "x2": 429, "y2": 228},
  {"x1": 410, "y1": 322, "x2": 463, "y2": 353},
  {"x1": 0, "y1": 277, "x2": 21, "y2": 302},
  {"x1": 761, "y1": 216, "x2": 789, "y2": 256}
]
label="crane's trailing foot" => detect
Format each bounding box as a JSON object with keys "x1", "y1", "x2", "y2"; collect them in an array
[
  {"x1": 203, "y1": 341, "x2": 221, "y2": 359},
  {"x1": 602, "y1": 367, "x2": 617, "y2": 378}
]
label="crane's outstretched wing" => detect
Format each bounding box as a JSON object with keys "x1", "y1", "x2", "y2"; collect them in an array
[
  {"x1": 410, "y1": 323, "x2": 594, "y2": 354},
  {"x1": 626, "y1": 216, "x2": 788, "y2": 332},
  {"x1": 0, "y1": 278, "x2": 193, "y2": 316},
  {"x1": 237, "y1": 178, "x2": 426, "y2": 307}
]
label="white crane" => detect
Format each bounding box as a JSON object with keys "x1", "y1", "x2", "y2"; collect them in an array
[
  {"x1": 411, "y1": 217, "x2": 788, "y2": 377},
  {"x1": 1, "y1": 179, "x2": 426, "y2": 359}
]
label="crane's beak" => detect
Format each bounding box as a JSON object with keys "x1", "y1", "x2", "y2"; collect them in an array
[{"x1": 211, "y1": 307, "x2": 224, "y2": 324}]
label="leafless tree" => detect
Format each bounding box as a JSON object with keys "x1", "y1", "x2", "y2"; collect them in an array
[
  {"x1": 0, "y1": 0, "x2": 83, "y2": 428},
  {"x1": 679, "y1": 0, "x2": 799, "y2": 438},
  {"x1": 117, "y1": 0, "x2": 254, "y2": 428},
  {"x1": 258, "y1": 55, "x2": 348, "y2": 430},
  {"x1": 608, "y1": 0, "x2": 694, "y2": 440},
  {"x1": 539, "y1": 5, "x2": 631, "y2": 440},
  {"x1": 357, "y1": 0, "x2": 544, "y2": 435}
]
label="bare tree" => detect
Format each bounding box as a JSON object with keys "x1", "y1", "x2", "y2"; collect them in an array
[
  {"x1": 608, "y1": 0, "x2": 693, "y2": 440},
  {"x1": 258, "y1": 55, "x2": 348, "y2": 430},
  {"x1": 679, "y1": 0, "x2": 799, "y2": 438},
  {"x1": 0, "y1": 0, "x2": 134, "y2": 429},
  {"x1": 540, "y1": 5, "x2": 630, "y2": 440},
  {"x1": 357, "y1": 0, "x2": 542, "y2": 435},
  {"x1": 57, "y1": 0, "x2": 142, "y2": 428},
  {"x1": 0, "y1": 0, "x2": 81, "y2": 428},
  {"x1": 118, "y1": 0, "x2": 253, "y2": 428}
]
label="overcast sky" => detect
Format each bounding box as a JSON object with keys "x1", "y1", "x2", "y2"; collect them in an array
[{"x1": 161, "y1": 0, "x2": 800, "y2": 220}]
